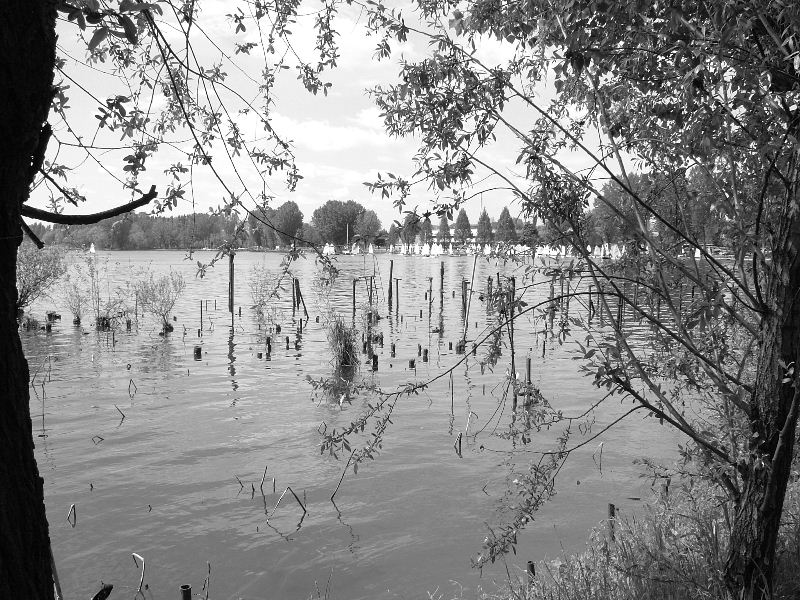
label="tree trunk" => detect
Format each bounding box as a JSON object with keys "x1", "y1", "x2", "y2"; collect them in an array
[
  {"x1": 0, "y1": 1, "x2": 57, "y2": 598},
  {"x1": 725, "y1": 180, "x2": 800, "y2": 598}
]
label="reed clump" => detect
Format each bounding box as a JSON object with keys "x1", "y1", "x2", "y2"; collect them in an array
[{"x1": 327, "y1": 313, "x2": 359, "y2": 371}]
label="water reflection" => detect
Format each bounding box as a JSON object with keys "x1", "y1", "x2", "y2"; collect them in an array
[{"x1": 227, "y1": 325, "x2": 237, "y2": 391}]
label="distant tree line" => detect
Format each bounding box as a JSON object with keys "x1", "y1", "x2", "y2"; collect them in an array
[
  {"x1": 28, "y1": 212, "x2": 240, "y2": 250},
  {"x1": 27, "y1": 199, "x2": 542, "y2": 251},
  {"x1": 27, "y1": 199, "x2": 387, "y2": 251}
]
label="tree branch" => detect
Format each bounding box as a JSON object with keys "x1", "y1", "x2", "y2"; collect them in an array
[
  {"x1": 20, "y1": 219, "x2": 45, "y2": 249},
  {"x1": 21, "y1": 185, "x2": 157, "y2": 225}
]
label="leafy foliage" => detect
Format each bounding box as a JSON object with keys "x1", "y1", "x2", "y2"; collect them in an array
[
  {"x1": 476, "y1": 207, "x2": 493, "y2": 244},
  {"x1": 437, "y1": 214, "x2": 451, "y2": 243},
  {"x1": 453, "y1": 208, "x2": 472, "y2": 244},
  {"x1": 354, "y1": 209, "x2": 382, "y2": 243},
  {"x1": 495, "y1": 206, "x2": 517, "y2": 243},
  {"x1": 312, "y1": 200, "x2": 368, "y2": 245},
  {"x1": 133, "y1": 270, "x2": 185, "y2": 332},
  {"x1": 16, "y1": 242, "x2": 66, "y2": 312}
]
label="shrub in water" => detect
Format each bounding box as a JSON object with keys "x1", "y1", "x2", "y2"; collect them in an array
[
  {"x1": 16, "y1": 241, "x2": 66, "y2": 313},
  {"x1": 134, "y1": 270, "x2": 186, "y2": 333}
]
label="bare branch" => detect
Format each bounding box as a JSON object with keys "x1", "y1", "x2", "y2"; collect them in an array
[
  {"x1": 20, "y1": 219, "x2": 45, "y2": 249},
  {"x1": 22, "y1": 185, "x2": 158, "y2": 225}
]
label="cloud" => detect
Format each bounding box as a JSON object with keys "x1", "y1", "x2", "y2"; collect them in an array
[{"x1": 268, "y1": 111, "x2": 397, "y2": 153}]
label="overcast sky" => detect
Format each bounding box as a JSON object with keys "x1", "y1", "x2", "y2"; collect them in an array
[{"x1": 30, "y1": 3, "x2": 607, "y2": 232}]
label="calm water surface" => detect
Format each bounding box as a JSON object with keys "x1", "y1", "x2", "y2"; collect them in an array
[{"x1": 23, "y1": 250, "x2": 678, "y2": 600}]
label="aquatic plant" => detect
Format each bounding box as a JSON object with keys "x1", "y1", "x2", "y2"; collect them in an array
[
  {"x1": 15, "y1": 241, "x2": 66, "y2": 313},
  {"x1": 62, "y1": 260, "x2": 89, "y2": 324},
  {"x1": 326, "y1": 313, "x2": 359, "y2": 371},
  {"x1": 134, "y1": 270, "x2": 186, "y2": 333},
  {"x1": 248, "y1": 263, "x2": 281, "y2": 328}
]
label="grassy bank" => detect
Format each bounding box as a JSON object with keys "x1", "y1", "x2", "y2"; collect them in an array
[{"x1": 489, "y1": 476, "x2": 800, "y2": 600}]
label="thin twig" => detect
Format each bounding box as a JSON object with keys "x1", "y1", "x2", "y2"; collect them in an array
[
  {"x1": 50, "y1": 545, "x2": 63, "y2": 600},
  {"x1": 131, "y1": 552, "x2": 145, "y2": 594},
  {"x1": 330, "y1": 451, "x2": 355, "y2": 502},
  {"x1": 66, "y1": 504, "x2": 76, "y2": 528},
  {"x1": 259, "y1": 463, "x2": 268, "y2": 496},
  {"x1": 272, "y1": 486, "x2": 308, "y2": 516}
]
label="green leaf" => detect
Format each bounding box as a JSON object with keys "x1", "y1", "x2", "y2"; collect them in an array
[
  {"x1": 88, "y1": 27, "x2": 108, "y2": 51},
  {"x1": 119, "y1": 14, "x2": 138, "y2": 44}
]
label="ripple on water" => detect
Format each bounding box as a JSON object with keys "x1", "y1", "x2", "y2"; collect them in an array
[{"x1": 24, "y1": 250, "x2": 680, "y2": 600}]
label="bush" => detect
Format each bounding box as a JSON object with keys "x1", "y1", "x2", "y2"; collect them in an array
[
  {"x1": 249, "y1": 263, "x2": 281, "y2": 327},
  {"x1": 62, "y1": 260, "x2": 89, "y2": 324},
  {"x1": 503, "y1": 475, "x2": 800, "y2": 600},
  {"x1": 134, "y1": 270, "x2": 186, "y2": 333},
  {"x1": 16, "y1": 241, "x2": 66, "y2": 313}
]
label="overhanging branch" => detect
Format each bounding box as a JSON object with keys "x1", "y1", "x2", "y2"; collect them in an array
[{"x1": 21, "y1": 185, "x2": 158, "y2": 225}]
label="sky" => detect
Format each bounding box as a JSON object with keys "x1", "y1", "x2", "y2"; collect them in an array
[{"x1": 30, "y1": 1, "x2": 607, "y2": 233}]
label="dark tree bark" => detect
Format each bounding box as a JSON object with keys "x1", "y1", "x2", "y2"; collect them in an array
[
  {"x1": 0, "y1": 1, "x2": 58, "y2": 598},
  {"x1": 725, "y1": 167, "x2": 800, "y2": 598}
]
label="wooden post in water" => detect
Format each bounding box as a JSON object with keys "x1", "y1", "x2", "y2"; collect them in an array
[
  {"x1": 200, "y1": 300, "x2": 203, "y2": 331},
  {"x1": 607, "y1": 502, "x2": 616, "y2": 541},
  {"x1": 352, "y1": 278, "x2": 357, "y2": 316},
  {"x1": 394, "y1": 278, "x2": 400, "y2": 313},
  {"x1": 228, "y1": 250, "x2": 235, "y2": 314},
  {"x1": 525, "y1": 356, "x2": 532, "y2": 407},
  {"x1": 510, "y1": 277, "x2": 517, "y2": 410},
  {"x1": 461, "y1": 279, "x2": 468, "y2": 315},
  {"x1": 440, "y1": 261, "x2": 445, "y2": 306},
  {"x1": 428, "y1": 277, "x2": 433, "y2": 316},
  {"x1": 388, "y1": 260, "x2": 394, "y2": 309},
  {"x1": 599, "y1": 282, "x2": 605, "y2": 326},
  {"x1": 292, "y1": 277, "x2": 297, "y2": 315},
  {"x1": 487, "y1": 276, "x2": 493, "y2": 302}
]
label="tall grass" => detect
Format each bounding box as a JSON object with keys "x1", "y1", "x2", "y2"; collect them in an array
[
  {"x1": 488, "y1": 476, "x2": 800, "y2": 600},
  {"x1": 327, "y1": 313, "x2": 359, "y2": 372}
]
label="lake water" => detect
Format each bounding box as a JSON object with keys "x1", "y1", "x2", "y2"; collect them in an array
[{"x1": 22, "y1": 250, "x2": 678, "y2": 600}]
